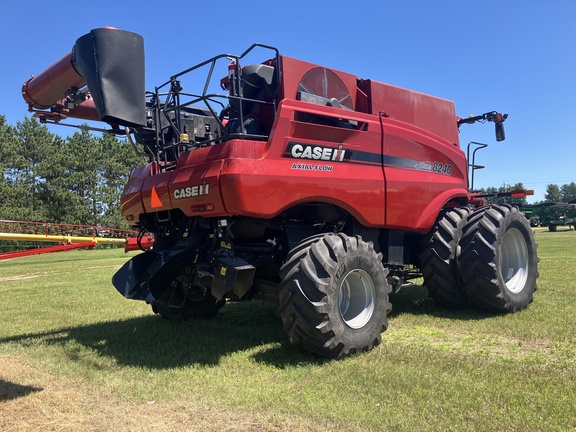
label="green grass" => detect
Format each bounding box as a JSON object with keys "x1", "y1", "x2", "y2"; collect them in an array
[{"x1": 1, "y1": 228, "x2": 575, "y2": 431}]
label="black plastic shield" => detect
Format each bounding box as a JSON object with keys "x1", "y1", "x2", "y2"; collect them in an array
[
  {"x1": 112, "y1": 251, "x2": 159, "y2": 301},
  {"x1": 72, "y1": 28, "x2": 146, "y2": 127}
]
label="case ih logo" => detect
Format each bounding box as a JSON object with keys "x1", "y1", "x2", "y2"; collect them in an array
[
  {"x1": 173, "y1": 182, "x2": 210, "y2": 199},
  {"x1": 284, "y1": 142, "x2": 347, "y2": 162}
]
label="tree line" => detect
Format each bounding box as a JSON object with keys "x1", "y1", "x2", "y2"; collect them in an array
[
  {"x1": 543, "y1": 183, "x2": 576, "y2": 203},
  {"x1": 476, "y1": 183, "x2": 529, "y2": 206},
  {"x1": 476, "y1": 182, "x2": 576, "y2": 206},
  {"x1": 0, "y1": 115, "x2": 145, "y2": 228}
]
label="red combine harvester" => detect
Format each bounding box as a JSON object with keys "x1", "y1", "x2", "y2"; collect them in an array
[{"x1": 22, "y1": 28, "x2": 538, "y2": 358}]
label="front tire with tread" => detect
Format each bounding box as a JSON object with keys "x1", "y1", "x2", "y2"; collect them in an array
[{"x1": 277, "y1": 233, "x2": 392, "y2": 359}]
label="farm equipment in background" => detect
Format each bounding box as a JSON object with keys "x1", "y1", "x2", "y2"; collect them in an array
[
  {"x1": 22, "y1": 27, "x2": 539, "y2": 359},
  {"x1": 522, "y1": 202, "x2": 576, "y2": 231},
  {"x1": 0, "y1": 220, "x2": 154, "y2": 260}
]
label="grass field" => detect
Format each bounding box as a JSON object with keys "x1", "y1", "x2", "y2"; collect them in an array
[{"x1": 0, "y1": 228, "x2": 575, "y2": 431}]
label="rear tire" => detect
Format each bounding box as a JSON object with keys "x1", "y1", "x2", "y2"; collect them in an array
[
  {"x1": 277, "y1": 233, "x2": 392, "y2": 359},
  {"x1": 420, "y1": 207, "x2": 470, "y2": 308},
  {"x1": 458, "y1": 204, "x2": 539, "y2": 313}
]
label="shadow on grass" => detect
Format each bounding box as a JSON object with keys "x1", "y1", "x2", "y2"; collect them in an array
[
  {"x1": 0, "y1": 287, "x2": 492, "y2": 370},
  {"x1": 0, "y1": 301, "x2": 323, "y2": 369},
  {"x1": 389, "y1": 283, "x2": 494, "y2": 321},
  {"x1": 0, "y1": 379, "x2": 42, "y2": 401}
]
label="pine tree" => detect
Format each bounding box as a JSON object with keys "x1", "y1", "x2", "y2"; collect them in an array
[
  {"x1": 560, "y1": 182, "x2": 576, "y2": 203},
  {"x1": 0, "y1": 115, "x2": 17, "y2": 216},
  {"x1": 545, "y1": 184, "x2": 561, "y2": 202},
  {"x1": 6, "y1": 117, "x2": 59, "y2": 221},
  {"x1": 97, "y1": 132, "x2": 146, "y2": 228}
]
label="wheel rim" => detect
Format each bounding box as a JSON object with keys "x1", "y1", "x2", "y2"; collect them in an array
[
  {"x1": 500, "y1": 227, "x2": 529, "y2": 293},
  {"x1": 338, "y1": 269, "x2": 376, "y2": 329}
]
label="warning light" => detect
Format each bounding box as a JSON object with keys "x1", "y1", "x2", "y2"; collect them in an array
[{"x1": 190, "y1": 204, "x2": 215, "y2": 212}]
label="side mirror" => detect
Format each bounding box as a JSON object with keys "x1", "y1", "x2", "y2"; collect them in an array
[
  {"x1": 493, "y1": 112, "x2": 507, "y2": 142},
  {"x1": 495, "y1": 122, "x2": 505, "y2": 141}
]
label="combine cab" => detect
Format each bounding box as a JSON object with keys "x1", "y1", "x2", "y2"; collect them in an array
[{"x1": 23, "y1": 28, "x2": 539, "y2": 358}]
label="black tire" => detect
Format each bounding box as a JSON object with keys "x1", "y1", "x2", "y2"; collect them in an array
[
  {"x1": 276, "y1": 233, "x2": 392, "y2": 359},
  {"x1": 419, "y1": 207, "x2": 471, "y2": 308},
  {"x1": 458, "y1": 204, "x2": 539, "y2": 313},
  {"x1": 549, "y1": 224, "x2": 557, "y2": 232}
]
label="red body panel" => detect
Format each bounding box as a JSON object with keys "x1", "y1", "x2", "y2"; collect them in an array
[
  {"x1": 120, "y1": 56, "x2": 469, "y2": 234},
  {"x1": 121, "y1": 164, "x2": 151, "y2": 223},
  {"x1": 220, "y1": 99, "x2": 386, "y2": 227},
  {"x1": 381, "y1": 117, "x2": 468, "y2": 231},
  {"x1": 359, "y1": 80, "x2": 460, "y2": 145}
]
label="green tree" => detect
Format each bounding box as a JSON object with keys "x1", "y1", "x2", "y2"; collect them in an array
[
  {"x1": 560, "y1": 182, "x2": 576, "y2": 203},
  {"x1": 0, "y1": 115, "x2": 146, "y2": 229},
  {"x1": 545, "y1": 184, "x2": 561, "y2": 202},
  {"x1": 56, "y1": 129, "x2": 104, "y2": 225},
  {"x1": 2, "y1": 117, "x2": 59, "y2": 221},
  {"x1": 0, "y1": 115, "x2": 17, "y2": 214},
  {"x1": 97, "y1": 132, "x2": 146, "y2": 228},
  {"x1": 37, "y1": 133, "x2": 73, "y2": 224},
  {"x1": 40, "y1": 127, "x2": 145, "y2": 227},
  {"x1": 481, "y1": 183, "x2": 527, "y2": 206}
]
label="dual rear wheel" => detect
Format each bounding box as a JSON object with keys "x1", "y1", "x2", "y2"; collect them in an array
[
  {"x1": 278, "y1": 204, "x2": 538, "y2": 359},
  {"x1": 421, "y1": 204, "x2": 539, "y2": 313}
]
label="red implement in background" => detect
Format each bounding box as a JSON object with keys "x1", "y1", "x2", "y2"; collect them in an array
[{"x1": 0, "y1": 220, "x2": 153, "y2": 260}]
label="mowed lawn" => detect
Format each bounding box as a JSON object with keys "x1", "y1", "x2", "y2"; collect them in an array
[{"x1": 0, "y1": 228, "x2": 575, "y2": 431}]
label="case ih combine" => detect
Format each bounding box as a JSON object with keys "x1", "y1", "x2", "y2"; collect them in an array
[{"x1": 22, "y1": 28, "x2": 538, "y2": 359}]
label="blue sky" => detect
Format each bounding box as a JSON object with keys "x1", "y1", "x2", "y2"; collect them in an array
[{"x1": 1, "y1": 1, "x2": 574, "y2": 202}]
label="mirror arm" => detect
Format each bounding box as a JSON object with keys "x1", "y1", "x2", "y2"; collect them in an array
[{"x1": 458, "y1": 111, "x2": 508, "y2": 141}]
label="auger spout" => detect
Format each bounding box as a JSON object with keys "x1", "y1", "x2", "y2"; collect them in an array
[{"x1": 21, "y1": 27, "x2": 146, "y2": 128}]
